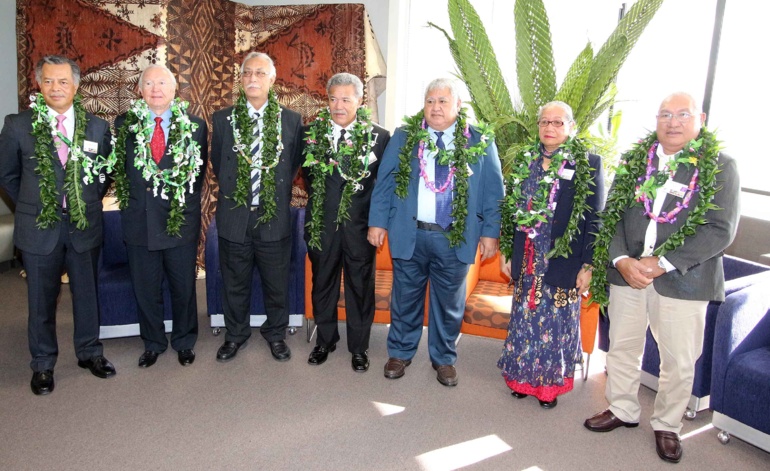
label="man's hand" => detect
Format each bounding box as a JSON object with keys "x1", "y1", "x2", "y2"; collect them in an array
[
  {"x1": 500, "y1": 254, "x2": 511, "y2": 280},
  {"x1": 479, "y1": 237, "x2": 499, "y2": 262},
  {"x1": 638, "y1": 256, "x2": 666, "y2": 279},
  {"x1": 367, "y1": 227, "x2": 387, "y2": 247},
  {"x1": 615, "y1": 257, "x2": 655, "y2": 289}
]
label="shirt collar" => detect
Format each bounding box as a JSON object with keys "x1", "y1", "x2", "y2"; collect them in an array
[
  {"x1": 46, "y1": 105, "x2": 74, "y2": 122},
  {"x1": 247, "y1": 100, "x2": 268, "y2": 118},
  {"x1": 151, "y1": 107, "x2": 173, "y2": 123},
  {"x1": 427, "y1": 122, "x2": 457, "y2": 143},
  {"x1": 332, "y1": 119, "x2": 357, "y2": 135}
]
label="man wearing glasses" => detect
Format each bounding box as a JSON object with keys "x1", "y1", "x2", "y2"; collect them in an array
[
  {"x1": 584, "y1": 92, "x2": 740, "y2": 464},
  {"x1": 210, "y1": 52, "x2": 303, "y2": 363}
]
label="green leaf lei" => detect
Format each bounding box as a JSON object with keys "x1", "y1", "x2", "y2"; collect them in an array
[
  {"x1": 29, "y1": 93, "x2": 103, "y2": 230},
  {"x1": 103, "y1": 97, "x2": 203, "y2": 237},
  {"x1": 499, "y1": 137, "x2": 595, "y2": 261},
  {"x1": 394, "y1": 108, "x2": 494, "y2": 247},
  {"x1": 302, "y1": 107, "x2": 375, "y2": 251},
  {"x1": 229, "y1": 88, "x2": 283, "y2": 224},
  {"x1": 589, "y1": 128, "x2": 723, "y2": 308}
]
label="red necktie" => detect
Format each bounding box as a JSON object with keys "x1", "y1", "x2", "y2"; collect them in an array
[{"x1": 150, "y1": 116, "x2": 165, "y2": 164}]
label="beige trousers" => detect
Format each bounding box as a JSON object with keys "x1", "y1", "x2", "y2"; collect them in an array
[{"x1": 605, "y1": 284, "x2": 708, "y2": 434}]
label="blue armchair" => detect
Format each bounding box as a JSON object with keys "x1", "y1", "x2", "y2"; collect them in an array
[
  {"x1": 205, "y1": 207, "x2": 307, "y2": 335},
  {"x1": 711, "y1": 280, "x2": 770, "y2": 452},
  {"x1": 97, "y1": 209, "x2": 172, "y2": 338},
  {"x1": 598, "y1": 255, "x2": 770, "y2": 417}
]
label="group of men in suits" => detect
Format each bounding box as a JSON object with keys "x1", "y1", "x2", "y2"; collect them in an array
[{"x1": 0, "y1": 55, "x2": 740, "y2": 463}]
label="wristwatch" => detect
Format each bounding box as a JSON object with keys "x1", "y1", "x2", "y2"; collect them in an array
[{"x1": 657, "y1": 257, "x2": 666, "y2": 270}]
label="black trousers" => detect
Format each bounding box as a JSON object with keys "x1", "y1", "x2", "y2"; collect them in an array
[
  {"x1": 22, "y1": 219, "x2": 103, "y2": 372},
  {"x1": 126, "y1": 242, "x2": 199, "y2": 353},
  {"x1": 218, "y1": 212, "x2": 291, "y2": 343},
  {"x1": 308, "y1": 223, "x2": 376, "y2": 354}
]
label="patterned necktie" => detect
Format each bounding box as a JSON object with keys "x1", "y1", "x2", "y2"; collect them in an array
[
  {"x1": 250, "y1": 113, "x2": 261, "y2": 205},
  {"x1": 55, "y1": 115, "x2": 68, "y2": 166},
  {"x1": 434, "y1": 131, "x2": 453, "y2": 230},
  {"x1": 338, "y1": 128, "x2": 349, "y2": 174},
  {"x1": 150, "y1": 116, "x2": 165, "y2": 164}
]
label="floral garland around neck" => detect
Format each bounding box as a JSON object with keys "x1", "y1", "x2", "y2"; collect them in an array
[
  {"x1": 395, "y1": 108, "x2": 494, "y2": 247},
  {"x1": 499, "y1": 137, "x2": 595, "y2": 261},
  {"x1": 29, "y1": 93, "x2": 104, "y2": 231},
  {"x1": 589, "y1": 128, "x2": 723, "y2": 308},
  {"x1": 302, "y1": 106, "x2": 375, "y2": 250},
  {"x1": 104, "y1": 97, "x2": 203, "y2": 237},
  {"x1": 228, "y1": 88, "x2": 283, "y2": 224}
]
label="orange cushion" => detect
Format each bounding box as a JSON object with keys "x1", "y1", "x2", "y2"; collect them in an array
[
  {"x1": 338, "y1": 270, "x2": 392, "y2": 312},
  {"x1": 463, "y1": 280, "x2": 513, "y2": 330}
]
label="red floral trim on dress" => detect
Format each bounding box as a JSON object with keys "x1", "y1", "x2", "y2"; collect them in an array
[{"x1": 506, "y1": 377, "x2": 575, "y2": 402}]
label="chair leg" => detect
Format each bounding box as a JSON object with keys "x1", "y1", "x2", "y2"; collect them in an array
[
  {"x1": 583, "y1": 353, "x2": 591, "y2": 381},
  {"x1": 306, "y1": 317, "x2": 317, "y2": 343}
]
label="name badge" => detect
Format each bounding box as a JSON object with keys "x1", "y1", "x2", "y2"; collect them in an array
[
  {"x1": 466, "y1": 163, "x2": 474, "y2": 177},
  {"x1": 663, "y1": 179, "x2": 687, "y2": 198},
  {"x1": 83, "y1": 140, "x2": 98, "y2": 153},
  {"x1": 367, "y1": 151, "x2": 378, "y2": 164},
  {"x1": 559, "y1": 168, "x2": 575, "y2": 180}
]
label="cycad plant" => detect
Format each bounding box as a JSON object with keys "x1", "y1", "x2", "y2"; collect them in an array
[{"x1": 430, "y1": 0, "x2": 665, "y2": 173}]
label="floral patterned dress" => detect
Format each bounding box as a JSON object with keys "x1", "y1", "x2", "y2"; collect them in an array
[{"x1": 497, "y1": 155, "x2": 582, "y2": 402}]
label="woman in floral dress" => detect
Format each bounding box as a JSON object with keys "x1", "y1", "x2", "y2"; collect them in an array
[{"x1": 497, "y1": 101, "x2": 604, "y2": 408}]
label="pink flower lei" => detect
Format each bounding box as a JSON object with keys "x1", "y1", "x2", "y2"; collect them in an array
[
  {"x1": 416, "y1": 118, "x2": 471, "y2": 194},
  {"x1": 635, "y1": 141, "x2": 699, "y2": 224}
]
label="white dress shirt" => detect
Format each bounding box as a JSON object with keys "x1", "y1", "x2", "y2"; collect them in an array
[{"x1": 417, "y1": 122, "x2": 457, "y2": 224}]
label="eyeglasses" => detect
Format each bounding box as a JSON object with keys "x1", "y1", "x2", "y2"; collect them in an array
[
  {"x1": 242, "y1": 70, "x2": 270, "y2": 79},
  {"x1": 537, "y1": 119, "x2": 565, "y2": 128},
  {"x1": 657, "y1": 112, "x2": 694, "y2": 123}
]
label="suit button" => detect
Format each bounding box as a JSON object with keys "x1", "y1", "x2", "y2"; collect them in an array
[
  {"x1": 146, "y1": 188, "x2": 151, "y2": 192},
  {"x1": 412, "y1": 216, "x2": 416, "y2": 220}
]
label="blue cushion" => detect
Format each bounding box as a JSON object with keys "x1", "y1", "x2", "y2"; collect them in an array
[{"x1": 721, "y1": 347, "x2": 770, "y2": 433}]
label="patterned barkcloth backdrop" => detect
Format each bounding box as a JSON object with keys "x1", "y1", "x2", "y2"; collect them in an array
[{"x1": 16, "y1": 0, "x2": 386, "y2": 268}]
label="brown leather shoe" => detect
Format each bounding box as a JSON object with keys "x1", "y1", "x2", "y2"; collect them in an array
[
  {"x1": 584, "y1": 409, "x2": 639, "y2": 432},
  {"x1": 384, "y1": 358, "x2": 411, "y2": 379},
  {"x1": 654, "y1": 431, "x2": 682, "y2": 463},
  {"x1": 432, "y1": 363, "x2": 458, "y2": 387}
]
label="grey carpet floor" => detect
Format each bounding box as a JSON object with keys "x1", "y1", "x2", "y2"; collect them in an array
[{"x1": 0, "y1": 269, "x2": 767, "y2": 470}]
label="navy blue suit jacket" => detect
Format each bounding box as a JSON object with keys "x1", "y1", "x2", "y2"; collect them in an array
[
  {"x1": 368, "y1": 124, "x2": 504, "y2": 265},
  {"x1": 509, "y1": 153, "x2": 605, "y2": 289}
]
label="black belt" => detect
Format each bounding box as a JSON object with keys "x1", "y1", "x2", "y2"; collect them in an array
[{"x1": 416, "y1": 221, "x2": 447, "y2": 232}]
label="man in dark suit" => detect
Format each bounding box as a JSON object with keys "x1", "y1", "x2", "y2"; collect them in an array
[
  {"x1": 210, "y1": 52, "x2": 303, "y2": 362},
  {"x1": 302, "y1": 73, "x2": 390, "y2": 372},
  {"x1": 0, "y1": 55, "x2": 115, "y2": 395},
  {"x1": 113, "y1": 64, "x2": 208, "y2": 368},
  {"x1": 368, "y1": 78, "x2": 504, "y2": 387},
  {"x1": 584, "y1": 93, "x2": 740, "y2": 464}
]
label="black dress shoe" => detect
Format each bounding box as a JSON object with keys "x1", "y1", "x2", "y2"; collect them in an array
[
  {"x1": 216, "y1": 340, "x2": 246, "y2": 362},
  {"x1": 654, "y1": 431, "x2": 683, "y2": 463},
  {"x1": 539, "y1": 398, "x2": 558, "y2": 409},
  {"x1": 77, "y1": 355, "x2": 117, "y2": 379},
  {"x1": 351, "y1": 352, "x2": 369, "y2": 372},
  {"x1": 307, "y1": 344, "x2": 336, "y2": 365},
  {"x1": 178, "y1": 349, "x2": 195, "y2": 366},
  {"x1": 511, "y1": 391, "x2": 528, "y2": 399},
  {"x1": 268, "y1": 340, "x2": 291, "y2": 361},
  {"x1": 138, "y1": 351, "x2": 160, "y2": 368},
  {"x1": 31, "y1": 370, "x2": 54, "y2": 395}
]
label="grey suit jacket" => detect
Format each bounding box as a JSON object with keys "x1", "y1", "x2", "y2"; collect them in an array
[
  {"x1": 210, "y1": 104, "x2": 303, "y2": 243},
  {"x1": 606, "y1": 150, "x2": 740, "y2": 302},
  {"x1": 0, "y1": 108, "x2": 112, "y2": 255}
]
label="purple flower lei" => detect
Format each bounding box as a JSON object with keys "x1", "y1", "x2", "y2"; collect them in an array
[
  {"x1": 416, "y1": 118, "x2": 470, "y2": 193},
  {"x1": 636, "y1": 141, "x2": 699, "y2": 224}
]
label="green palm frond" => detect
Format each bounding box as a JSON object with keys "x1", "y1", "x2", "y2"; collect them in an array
[
  {"x1": 514, "y1": 0, "x2": 556, "y2": 128},
  {"x1": 447, "y1": 0, "x2": 514, "y2": 121},
  {"x1": 554, "y1": 43, "x2": 593, "y2": 118},
  {"x1": 575, "y1": 35, "x2": 627, "y2": 125}
]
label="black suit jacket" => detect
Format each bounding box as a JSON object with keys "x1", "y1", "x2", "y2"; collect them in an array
[
  {"x1": 211, "y1": 105, "x2": 303, "y2": 243},
  {"x1": 301, "y1": 122, "x2": 390, "y2": 252},
  {"x1": 509, "y1": 153, "x2": 605, "y2": 289},
  {"x1": 0, "y1": 108, "x2": 112, "y2": 255},
  {"x1": 115, "y1": 111, "x2": 208, "y2": 250}
]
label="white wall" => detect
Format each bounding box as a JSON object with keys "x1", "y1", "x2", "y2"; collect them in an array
[{"x1": 0, "y1": 0, "x2": 19, "y2": 117}]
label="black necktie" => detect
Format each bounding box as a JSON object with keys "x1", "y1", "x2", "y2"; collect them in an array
[{"x1": 434, "y1": 131, "x2": 452, "y2": 230}]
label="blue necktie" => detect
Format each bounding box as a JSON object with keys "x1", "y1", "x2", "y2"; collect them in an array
[
  {"x1": 434, "y1": 131, "x2": 453, "y2": 230},
  {"x1": 250, "y1": 113, "x2": 261, "y2": 205}
]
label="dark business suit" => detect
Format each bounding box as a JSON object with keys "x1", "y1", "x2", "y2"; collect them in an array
[
  {"x1": 211, "y1": 104, "x2": 303, "y2": 343},
  {"x1": 509, "y1": 153, "x2": 605, "y2": 288},
  {"x1": 115, "y1": 110, "x2": 208, "y2": 353},
  {"x1": 0, "y1": 108, "x2": 111, "y2": 372},
  {"x1": 303, "y1": 122, "x2": 390, "y2": 353},
  {"x1": 368, "y1": 124, "x2": 504, "y2": 365},
  {"x1": 603, "y1": 142, "x2": 740, "y2": 433}
]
